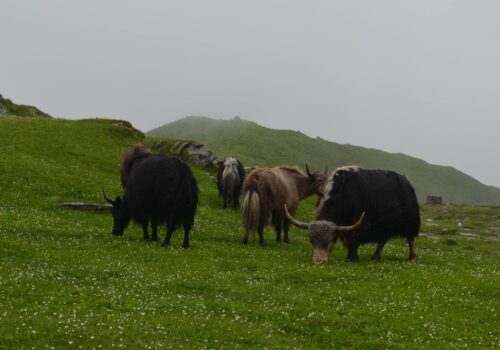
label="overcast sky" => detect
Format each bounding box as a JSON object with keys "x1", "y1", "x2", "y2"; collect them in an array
[{"x1": 2, "y1": 0, "x2": 499, "y2": 186}]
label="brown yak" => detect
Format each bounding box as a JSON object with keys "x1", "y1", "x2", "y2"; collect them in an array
[
  {"x1": 120, "y1": 144, "x2": 152, "y2": 188},
  {"x1": 241, "y1": 165, "x2": 327, "y2": 245}
]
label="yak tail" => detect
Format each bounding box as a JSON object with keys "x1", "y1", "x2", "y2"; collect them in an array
[
  {"x1": 222, "y1": 167, "x2": 237, "y2": 199},
  {"x1": 241, "y1": 190, "x2": 261, "y2": 235}
]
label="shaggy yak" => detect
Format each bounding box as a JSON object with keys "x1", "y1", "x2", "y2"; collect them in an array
[
  {"x1": 241, "y1": 165, "x2": 327, "y2": 245},
  {"x1": 217, "y1": 157, "x2": 245, "y2": 209},
  {"x1": 120, "y1": 144, "x2": 152, "y2": 188},
  {"x1": 285, "y1": 166, "x2": 420, "y2": 264},
  {"x1": 104, "y1": 154, "x2": 199, "y2": 248}
]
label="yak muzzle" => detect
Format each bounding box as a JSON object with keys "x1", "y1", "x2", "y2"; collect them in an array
[{"x1": 313, "y1": 249, "x2": 329, "y2": 265}]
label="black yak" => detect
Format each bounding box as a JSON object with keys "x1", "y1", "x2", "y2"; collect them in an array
[
  {"x1": 285, "y1": 166, "x2": 420, "y2": 264},
  {"x1": 241, "y1": 165, "x2": 327, "y2": 245},
  {"x1": 217, "y1": 157, "x2": 245, "y2": 209},
  {"x1": 104, "y1": 154, "x2": 199, "y2": 248},
  {"x1": 120, "y1": 144, "x2": 152, "y2": 188}
]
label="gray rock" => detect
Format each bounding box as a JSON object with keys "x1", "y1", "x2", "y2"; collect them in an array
[
  {"x1": 420, "y1": 232, "x2": 440, "y2": 240},
  {"x1": 170, "y1": 141, "x2": 216, "y2": 167},
  {"x1": 0, "y1": 101, "x2": 6, "y2": 115}
]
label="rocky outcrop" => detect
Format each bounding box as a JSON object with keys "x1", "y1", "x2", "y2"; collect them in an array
[
  {"x1": 0, "y1": 101, "x2": 5, "y2": 115},
  {"x1": 170, "y1": 141, "x2": 217, "y2": 167}
]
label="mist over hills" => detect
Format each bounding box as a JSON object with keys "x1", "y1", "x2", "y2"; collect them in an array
[{"x1": 148, "y1": 116, "x2": 500, "y2": 205}]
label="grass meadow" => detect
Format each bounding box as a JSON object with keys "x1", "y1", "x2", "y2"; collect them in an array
[{"x1": 0, "y1": 117, "x2": 499, "y2": 349}]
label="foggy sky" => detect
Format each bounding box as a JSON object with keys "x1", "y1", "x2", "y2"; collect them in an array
[{"x1": 2, "y1": 1, "x2": 499, "y2": 186}]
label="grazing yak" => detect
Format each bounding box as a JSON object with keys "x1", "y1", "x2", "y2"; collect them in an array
[
  {"x1": 217, "y1": 157, "x2": 245, "y2": 209},
  {"x1": 104, "y1": 154, "x2": 199, "y2": 248},
  {"x1": 241, "y1": 165, "x2": 327, "y2": 245},
  {"x1": 120, "y1": 144, "x2": 152, "y2": 188},
  {"x1": 286, "y1": 166, "x2": 420, "y2": 264}
]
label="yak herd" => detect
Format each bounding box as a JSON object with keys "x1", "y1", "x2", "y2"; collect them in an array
[{"x1": 104, "y1": 144, "x2": 421, "y2": 264}]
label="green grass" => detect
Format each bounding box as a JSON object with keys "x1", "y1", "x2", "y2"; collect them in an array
[
  {"x1": 148, "y1": 116, "x2": 500, "y2": 206},
  {"x1": 1, "y1": 117, "x2": 499, "y2": 349}
]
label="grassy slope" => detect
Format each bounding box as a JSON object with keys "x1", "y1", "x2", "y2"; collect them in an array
[
  {"x1": 0, "y1": 117, "x2": 499, "y2": 349},
  {"x1": 148, "y1": 116, "x2": 500, "y2": 205},
  {"x1": 0, "y1": 95, "x2": 52, "y2": 118}
]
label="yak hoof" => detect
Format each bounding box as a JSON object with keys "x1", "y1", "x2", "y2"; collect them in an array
[
  {"x1": 162, "y1": 241, "x2": 170, "y2": 248},
  {"x1": 409, "y1": 254, "x2": 417, "y2": 261}
]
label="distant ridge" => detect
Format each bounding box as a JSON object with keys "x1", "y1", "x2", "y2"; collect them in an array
[
  {"x1": 0, "y1": 94, "x2": 52, "y2": 118},
  {"x1": 148, "y1": 116, "x2": 500, "y2": 205}
]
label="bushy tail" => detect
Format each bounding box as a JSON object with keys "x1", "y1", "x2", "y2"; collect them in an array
[
  {"x1": 222, "y1": 168, "x2": 238, "y2": 200},
  {"x1": 241, "y1": 190, "x2": 261, "y2": 235}
]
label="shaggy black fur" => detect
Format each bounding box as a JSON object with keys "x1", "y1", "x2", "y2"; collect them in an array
[
  {"x1": 106, "y1": 154, "x2": 199, "y2": 248},
  {"x1": 319, "y1": 168, "x2": 420, "y2": 262}
]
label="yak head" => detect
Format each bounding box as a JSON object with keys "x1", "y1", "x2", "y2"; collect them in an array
[
  {"x1": 305, "y1": 164, "x2": 328, "y2": 196},
  {"x1": 103, "y1": 190, "x2": 131, "y2": 236},
  {"x1": 285, "y1": 205, "x2": 365, "y2": 265}
]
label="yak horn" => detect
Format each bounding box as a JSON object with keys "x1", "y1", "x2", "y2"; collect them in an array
[
  {"x1": 284, "y1": 204, "x2": 310, "y2": 229},
  {"x1": 324, "y1": 164, "x2": 328, "y2": 175},
  {"x1": 102, "y1": 189, "x2": 115, "y2": 205},
  {"x1": 305, "y1": 164, "x2": 312, "y2": 177},
  {"x1": 335, "y1": 212, "x2": 366, "y2": 232}
]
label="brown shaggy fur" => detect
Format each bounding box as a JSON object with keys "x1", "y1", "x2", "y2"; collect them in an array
[
  {"x1": 120, "y1": 144, "x2": 152, "y2": 187},
  {"x1": 241, "y1": 166, "x2": 326, "y2": 245}
]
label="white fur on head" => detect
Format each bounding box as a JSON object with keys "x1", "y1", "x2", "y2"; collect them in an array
[
  {"x1": 315, "y1": 165, "x2": 360, "y2": 217},
  {"x1": 222, "y1": 157, "x2": 240, "y2": 180}
]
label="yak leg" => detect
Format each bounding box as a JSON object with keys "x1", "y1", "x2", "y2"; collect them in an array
[
  {"x1": 234, "y1": 192, "x2": 240, "y2": 209},
  {"x1": 182, "y1": 223, "x2": 191, "y2": 249},
  {"x1": 283, "y1": 206, "x2": 296, "y2": 244},
  {"x1": 346, "y1": 244, "x2": 360, "y2": 263},
  {"x1": 151, "y1": 221, "x2": 158, "y2": 242},
  {"x1": 243, "y1": 229, "x2": 250, "y2": 245},
  {"x1": 274, "y1": 220, "x2": 282, "y2": 243},
  {"x1": 283, "y1": 219, "x2": 290, "y2": 243},
  {"x1": 142, "y1": 222, "x2": 150, "y2": 241},
  {"x1": 407, "y1": 236, "x2": 417, "y2": 261},
  {"x1": 371, "y1": 241, "x2": 387, "y2": 261},
  {"x1": 162, "y1": 225, "x2": 175, "y2": 248},
  {"x1": 258, "y1": 222, "x2": 266, "y2": 246},
  {"x1": 223, "y1": 198, "x2": 227, "y2": 209}
]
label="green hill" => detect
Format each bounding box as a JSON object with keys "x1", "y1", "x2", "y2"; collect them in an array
[
  {"x1": 148, "y1": 116, "x2": 500, "y2": 205},
  {"x1": 0, "y1": 94, "x2": 52, "y2": 118},
  {"x1": 1, "y1": 116, "x2": 499, "y2": 348}
]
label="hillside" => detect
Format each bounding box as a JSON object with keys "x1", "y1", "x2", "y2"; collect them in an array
[
  {"x1": 0, "y1": 116, "x2": 499, "y2": 348},
  {"x1": 148, "y1": 116, "x2": 500, "y2": 205},
  {"x1": 0, "y1": 94, "x2": 52, "y2": 118}
]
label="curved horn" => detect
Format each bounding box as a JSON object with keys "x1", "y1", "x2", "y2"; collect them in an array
[
  {"x1": 324, "y1": 164, "x2": 328, "y2": 175},
  {"x1": 102, "y1": 189, "x2": 115, "y2": 205},
  {"x1": 284, "y1": 204, "x2": 310, "y2": 229},
  {"x1": 335, "y1": 212, "x2": 366, "y2": 232},
  {"x1": 305, "y1": 164, "x2": 312, "y2": 177}
]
